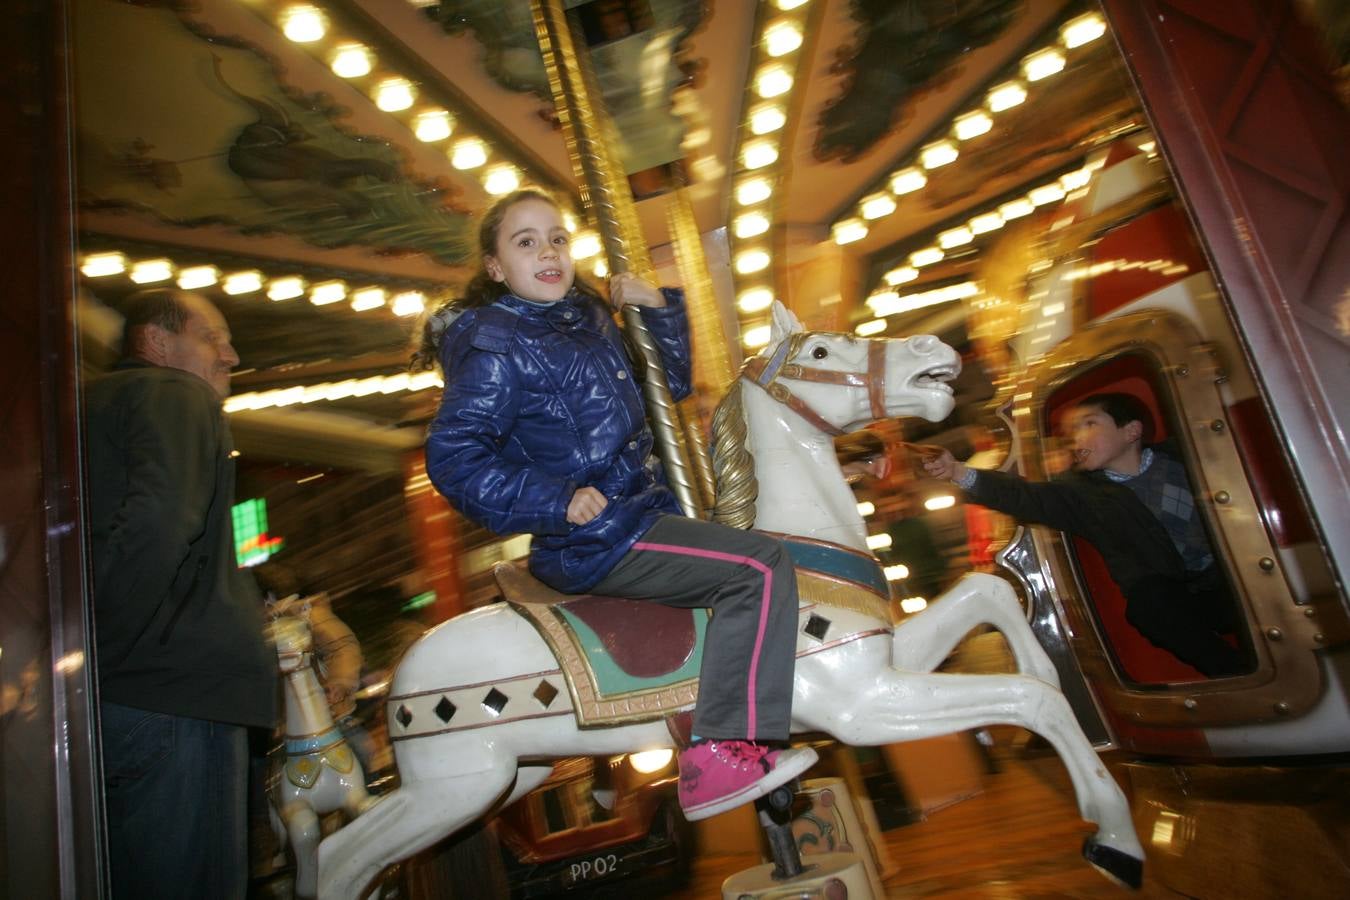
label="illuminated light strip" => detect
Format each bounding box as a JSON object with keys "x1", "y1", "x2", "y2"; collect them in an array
[
  {"x1": 224, "y1": 370, "x2": 445, "y2": 413},
  {"x1": 837, "y1": 9, "x2": 1110, "y2": 232}
]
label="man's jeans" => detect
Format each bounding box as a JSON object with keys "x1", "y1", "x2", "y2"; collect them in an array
[{"x1": 101, "y1": 702, "x2": 248, "y2": 899}]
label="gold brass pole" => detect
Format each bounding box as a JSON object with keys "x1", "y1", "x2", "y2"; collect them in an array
[{"x1": 531, "y1": 0, "x2": 704, "y2": 518}]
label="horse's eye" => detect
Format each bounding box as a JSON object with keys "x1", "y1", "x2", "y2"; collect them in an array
[{"x1": 811, "y1": 346, "x2": 829, "y2": 360}]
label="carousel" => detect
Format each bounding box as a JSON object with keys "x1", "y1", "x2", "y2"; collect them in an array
[{"x1": 4, "y1": 1, "x2": 1349, "y2": 899}]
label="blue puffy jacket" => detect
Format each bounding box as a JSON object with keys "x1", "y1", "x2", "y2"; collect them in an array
[{"x1": 426, "y1": 288, "x2": 691, "y2": 593}]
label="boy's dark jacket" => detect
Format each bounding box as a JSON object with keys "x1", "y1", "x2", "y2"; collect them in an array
[
  {"x1": 426, "y1": 288, "x2": 690, "y2": 593},
  {"x1": 85, "y1": 360, "x2": 277, "y2": 729},
  {"x1": 964, "y1": 459, "x2": 1194, "y2": 594}
]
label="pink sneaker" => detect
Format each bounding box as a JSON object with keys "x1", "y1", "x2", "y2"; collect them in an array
[{"x1": 677, "y1": 740, "x2": 818, "y2": 821}]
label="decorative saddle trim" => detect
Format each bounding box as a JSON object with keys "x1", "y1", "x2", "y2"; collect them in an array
[{"x1": 496, "y1": 537, "x2": 892, "y2": 729}]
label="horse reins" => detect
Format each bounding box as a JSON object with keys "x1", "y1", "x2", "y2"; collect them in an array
[{"x1": 741, "y1": 337, "x2": 887, "y2": 437}]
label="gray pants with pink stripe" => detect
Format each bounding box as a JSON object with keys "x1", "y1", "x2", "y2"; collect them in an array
[{"x1": 593, "y1": 515, "x2": 799, "y2": 742}]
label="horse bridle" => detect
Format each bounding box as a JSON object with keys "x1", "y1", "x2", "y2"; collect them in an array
[{"x1": 741, "y1": 336, "x2": 887, "y2": 437}]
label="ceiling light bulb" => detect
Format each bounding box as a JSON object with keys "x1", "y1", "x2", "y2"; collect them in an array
[
  {"x1": 375, "y1": 77, "x2": 416, "y2": 112},
  {"x1": 737, "y1": 287, "x2": 774, "y2": 313},
  {"x1": 884, "y1": 266, "x2": 918, "y2": 286},
  {"x1": 734, "y1": 212, "x2": 770, "y2": 238},
  {"x1": 953, "y1": 110, "x2": 993, "y2": 141},
  {"x1": 970, "y1": 211, "x2": 1005, "y2": 234},
  {"x1": 1028, "y1": 183, "x2": 1066, "y2": 206},
  {"x1": 330, "y1": 43, "x2": 373, "y2": 79},
  {"x1": 742, "y1": 325, "x2": 771, "y2": 348},
  {"x1": 281, "y1": 5, "x2": 326, "y2": 43},
  {"x1": 756, "y1": 65, "x2": 793, "y2": 98},
  {"x1": 483, "y1": 165, "x2": 520, "y2": 195},
  {"x1": 571, "y1": 232, "x2": 601, "y2": 260},
  {"x1": 350, "y1": 287, "x2": 387, "y2": 311},
  {"x1": 736, "y1": 178, "x2": 772, "y2": 205},
  {"x1": 451, "y1": 138, "x2": 488, "y2": 170},
  {"x1": 223, "y1": 271, "x2": 263, "y2": 295},
  {"x1": 129, "y1": 259, "x2": 173, "y2": 284},
  {"x1": 742, "y1": 139, "x2": 779, "y2": 169},
  {"x1": 562, "y1": 212, "x2": 579, "y2": 232},
  {"x1": 832, "y1": 218, "x2": 868, "y2": 245},
  {"x1": 414, "y1": 108, "x2": 453, "y2": 142},
  {"x1": 774, "y1": 0, "x2": 810, "y2": 10},
  {"x1": 986, "y1": 80, "x2": 1027, "y2": 113},
  {"x1": 920, "y1": 140, "x2": 959, "y2": 170},
  {"x1": 267, "y1": 276, "x2": 306, "y2": 301},
  {"x1": 1059, "y1": 167, "x2": 1093, "y2": 191},
  {"x1": 909, "y1": 246, "x2": 944, "y2": 268},
  {"x1": 1022, "y1": 47, "x2": 1066, "y2": 82},
  {"x1": 391, "y1": 291, "x2": 426, "y2": 317},
  {"x1": 309, "y1": 280, "x2": 347, "y2": 305},
  {"x1": 749, "y1": 104, "x2": 787, "y2": 135},
  {"x1": 1060, "y1": 12, "x2": 1107, "y2": 48},
  {"x1": 855, "y1": 319, "x2": 886, "y2": 336},
  {"x1": 81, "y1": 252, "x2": 126, "y2": 277},
  {"x1": 999, "y1": 198, "x2": 1035, "y2": 219},
  {"x1": 592, "y1": 258, "x2": 608, "y2": 279},
  {"x1": 764, "y1": 20, "x2": 803, "y2": 57},
  {"x1": 176, "y1": 265, "x2": 219, "y2": 290},
  {"x1": 860, "y1": 192, "x2": 897, "y2": 220},
  {"x1": 890, "y1": 167, "x2": 927, "y2": 195},
  {"x1": 735, "y1": 249, "x2": 771, "y2": 274},
  {"x1": 938, "y1": 226, "x2": 973, "y2": 249}
]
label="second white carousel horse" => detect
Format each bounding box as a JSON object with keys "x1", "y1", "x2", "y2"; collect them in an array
[
  {"x1": 319, "y1": 302, "x2": 1144, "y2": 898},
  {"x1": 268, "y1": 609, "x2": 380, "y2": 900}
]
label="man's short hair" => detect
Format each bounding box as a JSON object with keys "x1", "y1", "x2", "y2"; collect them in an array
[
  {"x1": 119, "y1": 289, "x2": 190, "y2": 357},
  {"x1": 1074, "y1": 392, "x2": 1155, "y2": 442}
]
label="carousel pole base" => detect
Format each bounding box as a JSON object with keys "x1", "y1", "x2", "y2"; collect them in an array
[{"x1": 721, "y1": 783, "x2": 877, "y2": 900}]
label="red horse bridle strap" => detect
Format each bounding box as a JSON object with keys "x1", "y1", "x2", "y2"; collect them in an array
[{"x1": 742, "y1": 339, "x2": 887, "y2": 437}]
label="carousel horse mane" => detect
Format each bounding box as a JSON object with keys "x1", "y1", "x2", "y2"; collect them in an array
[{"x1": 710, "y1": 330, "x2": 813, "y2": 529}]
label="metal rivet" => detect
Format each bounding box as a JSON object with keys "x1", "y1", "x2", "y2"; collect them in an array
[
  {"x1": 1266, "y1": 627, "x2": 1283, "y2": 641},
  {"x1": 1304, "y1": 608, "x2": 1316, "y2": 618},
  {"x1": 1314, "y1": 632, "x2": 1325, "y2": 643},
  {"x1": 1183, "y1": 698, "x2": 1197, "y2": 710},
  {"x1": 1214, "y1": 491, "x2": 1231, "y2": 504},
  {"x1": 1210, "y1": 419, "x2": 1226, "y2": 433},
  {"x1": 1175, "y1": 365, "x2": 1189, "y2": 378},
  {"x1": 1258, "y1": 557, "x2": 1275, "y2": 572},
  {"x1": 1274, "y1": 701, "x2": 1291, "y2": 716}
]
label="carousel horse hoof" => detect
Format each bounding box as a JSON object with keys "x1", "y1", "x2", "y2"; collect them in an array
[{"x1": 1082, "y1": 836, "x2": 1143, "y2": 890}]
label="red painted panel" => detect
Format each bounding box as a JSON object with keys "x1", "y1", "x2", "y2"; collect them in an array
[
  {"x1": 1087, "y1": 205, "x2": 1211, "y2": 319},
  {"x1": 1228, "y1": 397, "x2": 1317, "y2": 547}
]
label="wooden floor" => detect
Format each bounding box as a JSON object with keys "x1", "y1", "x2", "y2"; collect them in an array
[{"x1": 665, "y1": 752, "x2": 1182, "y2": 900}]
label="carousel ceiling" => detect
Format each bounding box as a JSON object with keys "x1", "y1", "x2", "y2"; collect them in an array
[{"x1": 74, "y1": 0, "x2": 1132, "y2": 471}]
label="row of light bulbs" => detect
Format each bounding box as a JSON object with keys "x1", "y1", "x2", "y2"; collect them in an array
[
  {"x1": 830, "y1": 10, "x2": 1109, "y2": 248},
  {"x1": 79, "y1": 250, "x2": 435, "y2": 317},
  {"x1": 726, "y1": 0, "x2": 816, "y2": 351},
  {"x1": 271, "y1": 2, "x2": 535, "y2": 197},
  {"x1": 224, "y1": 369, "x2": 444, "y2": 414}
]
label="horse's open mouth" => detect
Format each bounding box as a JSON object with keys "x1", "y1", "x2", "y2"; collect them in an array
[{"x1": 910, "y1": 363, "x2": 959, "y2": 394}]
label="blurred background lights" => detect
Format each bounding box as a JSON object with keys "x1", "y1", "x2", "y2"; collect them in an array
[
  {"x1": 129, "y1": 259, "x2": 173, "y2": 284},
  {"x1": 860, "y1": 192, "x2": 897, "y2": 220},
  {"x1": 483, "y1": 165, "x2": 520, "y2": 195},
  {"x1": 832, "y1": 218, "x2": 868, "y2": 245},
  {"x1": 451, "y1": 138, "x2": 488, "y2": 170},
  {"x1": 267, "y1": 277, "x2": 306, "y2": 301},
  {"x1": 938, "y1": 226, "x2": 974, "y2": 249},
  {"x1": 349, "y1": 287, "x2": 387, "y2": 311},
  {"x1": 763, "y1": 20, "x2": 803, "y2": 57},
  {"x1": 953, "y1": 110, "x2": 993, "y2": 141},
  {"x1": 885, "y1": 265, "x2": 918, "y2": 286},
  {"x1": 736, "y1": 178, "x2": 772, "y2": 205},
  {"x1": 329, "y1": 43, "x2": 373, "y2": 78},
  {"x1": 909, "y1": 246, "x2": 945, "y2": 267},
  {"x1": 735, "y1": 249, "x2": 771, "y2": 274},
  {"x1": 737, "y1": 287, "x2": 774, "y2": 313},
  {"x1": 1060, "y1": 12, "x2": 1107, "y2": 48},
  {"x1": 414, "y1": 109, "x2": 453, "y2": 142},
  {"x1": 741, "y1": 325, "x2": 771, "y2": 348},
  {"x1": 742, "y1": 139, "x2": 779, "y2": 169},
  {"x1": 920, "y1": 140, "x2": 958, "y2": 170},
  {"x1": 924, "y1": 494, "x2": 956, "y2": 511},
  {"x1": 749, "y1": 104, "x2": 787, "y2": 135},
  {"x1": 375, "y1": 77, "x2": 416, "y2": 112},
  {"x1": 281, "y1": 5, "x2": 326, "y2": 43},
  {"x1": 1022, "y1": 47, "x2": 1066, "y2": 81},
  {"x1": 734, "y1": 212, "x2": 770, "y2": 238},
  {"x1": 855, "y1": 319, "x2": 886, "y2": 336},
  {"x1": 223, "y1": 271, "x2": 263, "y2": 295},
  {"x1": 755, "y1": 64, "x2": 793, "y2": 98},
  {"x1": 986, "y1": 80, "x2": 1027, "y2": 112},
  {"x1": 570, "y1": 231, "x2": 601, "y2": 260},
  {"x1": 81, "y1": 252, "x2": 126, "y2": 277},
  {"x1": 890, "y1": 167, "x2": 928, "y2": 195},
  {"x1": 391, "y1": 291, "x2": 426, "y2": 317},
  {"x1": 309, "y1": 281, "x2": 347, "y2": 306},
  {"x1": 176, "y1": 265, "x2": 219, "y2": 290}
]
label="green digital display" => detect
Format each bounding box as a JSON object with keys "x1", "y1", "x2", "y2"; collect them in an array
[{"x1": 232, "y1": 497, "x2": 283, "y2": 567}]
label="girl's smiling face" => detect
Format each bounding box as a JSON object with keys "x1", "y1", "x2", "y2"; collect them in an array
[{"x1": 484, "y1": 197, "x2": 575, "y2": 303}]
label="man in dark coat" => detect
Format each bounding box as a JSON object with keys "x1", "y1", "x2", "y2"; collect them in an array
[{"x1": 85, "y1": 289, "x2": 277, "y2": 899}]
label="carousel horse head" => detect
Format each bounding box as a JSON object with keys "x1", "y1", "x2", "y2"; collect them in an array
[
  {"x1": 747, "y1": 301, "x2": 961, "y2": 435},
  {"x1": 268, "y1": 612, "x2": 313, "y2": 675}
]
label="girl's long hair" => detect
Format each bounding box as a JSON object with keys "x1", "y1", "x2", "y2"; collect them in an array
[{"x1": 411, "y1": 188, "x2": 603, "y2": 372}]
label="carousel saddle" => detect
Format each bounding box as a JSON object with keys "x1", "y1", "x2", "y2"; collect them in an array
[{"x1": 495, "y1": 561, "x2": 706, "y2": 727}]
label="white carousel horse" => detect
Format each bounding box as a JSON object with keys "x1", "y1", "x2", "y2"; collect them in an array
[
  {"x1": 318, "y1": 302, "x2": 1144, "y2": 898},
  {"x1": 267, "y1": 608, "x2": 379, "y2": 900}
]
